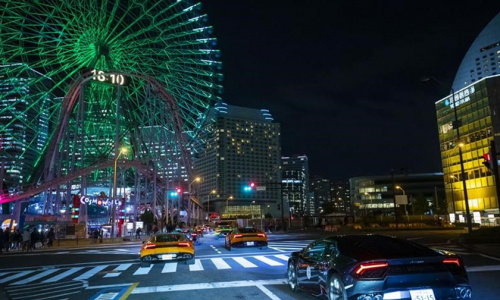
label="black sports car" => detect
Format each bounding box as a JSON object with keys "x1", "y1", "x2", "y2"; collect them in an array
[{"x1": 287, "y1": 234, "x2": 472, "y2": 300}]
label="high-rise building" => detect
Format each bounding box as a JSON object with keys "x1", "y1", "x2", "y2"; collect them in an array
[
  {"x1": 309, "y1": 176, "x2": 330, "y2": 215},
  {"x1": 193, "y1": 103, "x2": 281, "y2": 219},
  {"x1": 436, "y1": 76, "x2": 500, "y2": 223},
  {"x1": 281, "y1": 155, "x2": 309, "y2": 217},
  {"x1": 331, "y1": 180, "x2": 351, "y2": 214},
  {"x1": 0, "y1": 64, "x2": 51, "y2": 191},
  {"x1": 435, "y1": 11, "x2": 500, "y2": 225},
  {"x1": 453, "y1": 12, "x2": 500, "y2": 91}
]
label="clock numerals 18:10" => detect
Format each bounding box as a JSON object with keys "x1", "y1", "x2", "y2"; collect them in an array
[{"x1": 91, "y1": 69, "x2": 126, "y2": 85}]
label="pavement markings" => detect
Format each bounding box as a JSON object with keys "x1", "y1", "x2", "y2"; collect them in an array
[
  {"x1": 466, "y1": 265, "x2": 500, "y2": 272},
  {"x1": 74, "y1": 265, "x2": 108, "y2": 280},
  {"x1": 211, "y1": 258, "x2": 232, "y2": 269},
  {"x1": 42, "y1": 267, "x2": 84, "y2": 283},
  {"x1": 273, "y1": 254, "x2": 290, "y2": 261},
  {"x1": 253, "y1": 256, "x2": 283, "y2": 266},
  {"x1": 133, "y1": 265, "x2": 152, "y2": 275},
  {"x1": 188, "y1": 259, "x2": 204, "y2": 271},
  {"x1": 104, "y1": 264, "x2": 133, "y2": 278},
  {"x1": 161, "y1": 262, "x2": 177, "y2": 273},
  {"x1": 12, "y1": 268, "x2": 59, "y2": 285},
  {"x1": 130, "y1": 279, "x2": 287, "y2": 294},
  {"x1": 233, "y1": 257, "x2": 258, "y2": 268},
  {"x1": 0, "y1": 270, "x2": 35, "y2": 284}
]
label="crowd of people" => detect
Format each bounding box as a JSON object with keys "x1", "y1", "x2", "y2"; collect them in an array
[{"x1": 0, "y1": 227, "x2": 55, "y2": 253}]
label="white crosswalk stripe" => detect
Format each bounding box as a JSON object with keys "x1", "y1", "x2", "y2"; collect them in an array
[{"x1": 0, "y1": 254, "x2": 292, "y2": 285}]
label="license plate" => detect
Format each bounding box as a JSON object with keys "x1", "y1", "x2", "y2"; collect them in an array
[
  {"x1": 162, "y1": 254, "x2": 176, "y2": 260},
  {"x1": 246, "y1": 241, "x2": 255, "y2": 246},
  {"x1": 410, "y1": 289, "x2": 435, "y2": 300}
]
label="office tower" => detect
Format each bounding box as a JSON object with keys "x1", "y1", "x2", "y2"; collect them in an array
[{"x1": 282, "y1": 155, "x2": 309, "y2": 217}]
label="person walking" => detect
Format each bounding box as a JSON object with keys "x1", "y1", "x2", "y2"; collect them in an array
[
  {"x1": 47, "y1": 228, "x2": 55, "y2": 247},
  {"x1": 135, "y1": 227, "x2": 142, "y2": 240},
  {"x1": 0, "y1": 227, "x2": 4, "y2": 254},
  {"x1": 3, "y1": 228, "x2": 10, "y2": 252},
  {"x1": 22, "y1": 228, "x2": 31, "y2": 252}
]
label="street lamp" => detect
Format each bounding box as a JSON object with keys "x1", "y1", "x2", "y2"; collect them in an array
[
  {"x1": 111, "y1": 147, "x2": 127, "y2": 238},
  {"x1": 422, "y1": 76, "x2": 472, "y2": 233},
  {"x1": 226, "y1": 195, "x2": 233, "y2": 216},
  {"x1": 395, "y1": 185, "x2": 408, "y2": 222},
  {"x1": 207, "y1": 189, "x2": 216, "y2": 221},
  {"x1": 449, "y1": 175, "x2": 458, "y2": 223}
]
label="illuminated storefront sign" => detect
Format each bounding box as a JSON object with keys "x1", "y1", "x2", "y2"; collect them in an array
[
  {"x1": 444, "y1": 86, "x2": 475, "y2": 109},
  {"x1": 80, "y1": 196, "x2": 122, "y2": 207}
]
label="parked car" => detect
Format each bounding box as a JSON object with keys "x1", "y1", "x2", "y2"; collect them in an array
[
  {"x1": 287, "y1": 234, "x2": 471, "y2": 300},
  {"x1": 139, "y1": 233, "x2": 195, "y2": 267}
]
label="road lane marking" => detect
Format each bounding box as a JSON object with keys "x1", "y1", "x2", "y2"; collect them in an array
[
  {"x1": 12, "y1": 268, "x2": 59, "y2": 285},
  {"x1": 133, "y1": 265, "x2": 152, "y2": 275},
  {"x1": 466, "y1": 265, "x2": 500, "y2": 272},
  {"x1": 42, "y1": 267, "x2": 84, "y2": 283},
  {"x1": 74, "y1": 265, "x2": 108, "y2": 280},
  {"x1": 130, "y1": 279, "x2": 287, "y2": 294},
  {"x1": 104, "y1": 264, "x2": 133, "y2": 278},
  {"x1": 478, "y1": 254, "x2": 500, "y2": 262},
  {"x1": 0, "y1": 270, "x2": 35, "y2": 283},
  {"x1": 211, "y1": 258, "x2": 231, "y2": 269},
  {"x1": 256, "y1": 284, "x2": 281, "y2": 300},
  {"x1": 253, "y1": 256, "x2": 283, "y2": 266},
  {"x1": 233, "y1": 257, "x2": 257, "y2": 268},
  {"x1": 119, "y1": 282, "x2": 139, "y2": 300},
  {"x1": 161, "y1": 263, "x2": 177, "y2": 273},
  {"x1": 273, "y1": 255, "x2": 289, "y2": 261},
  {"x1": 188, "y1": 259, "x2": 204, "y2": 271}
]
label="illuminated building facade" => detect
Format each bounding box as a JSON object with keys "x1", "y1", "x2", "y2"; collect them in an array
[
  {"x1": 309, "y1": 176, "x2": 330, "y2": 215},
  {"x1": 436, "y1": 76, "x2": 500, "y2": 223},
  {"x1": 331, "y1": 180, "x2": 351, "y2": 214},
  {"x1": 194, "y1": 103, "x2": 281, "y2": 219},
  {"x1": 281, "y1": 155, "x2": 309, "y2": 217},
  {"x1": 0, "y1": 64, "x2": 50, "y2": 193}
]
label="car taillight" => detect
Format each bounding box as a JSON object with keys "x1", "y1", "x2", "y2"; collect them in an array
[
  {"x1": 234, "y1": 234, "x2": 243, "y2": 238},
  {"x1": 443, "y1": 258, "x2": 460, "y2": 267},
  {"x1": 144, "y1": 244, "x2": 156, "y2": 249},
  {"x1": 354, "y1": 261, "x2": 389, "y2": 278},
  {"x1": 178, "y1": 242, "x2": 190, "y2": 247},
  {"x1": 257, "y1": 233, "x2": 266, "y2": 238}
]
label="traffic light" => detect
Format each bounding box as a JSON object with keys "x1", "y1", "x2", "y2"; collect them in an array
[
  {"x1": 170, "y1": 187, "x2": 183, "y2": 197},
  {"x1": 483, "y1": 152, "x2": 493, "y2": 170},
  {"x1": 243, "y1": 182, "x2": 257, "y2": 192},
  {"x1": 176, "y1": 187, "x2": 183, "y2": 194}
]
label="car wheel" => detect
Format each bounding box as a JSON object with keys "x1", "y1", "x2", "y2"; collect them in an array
[
  {"x1": 287, "y1": 261, "x2": 298, "y2": 292},
  {"x1": 327, "y1": 273, "x2": 347, "y2": 300}
]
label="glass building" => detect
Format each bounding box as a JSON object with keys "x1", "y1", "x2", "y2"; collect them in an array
[
  {"x1": 282, "y1": 155, "x2": 309, "y2": 217},
  {"x1": 436, "y1": 76, "x2": 500, "y2": 224}
]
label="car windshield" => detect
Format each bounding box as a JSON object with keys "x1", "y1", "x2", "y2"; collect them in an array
[
  {"x1": 337, "y1": 235, "x2": 439, "y2": 260},
  {"x1": 154, "y1": 234, "x2": 182, "y2": 243},
  {"x1": 238, "y1": 228, "x2": 258, "y2": 233}
]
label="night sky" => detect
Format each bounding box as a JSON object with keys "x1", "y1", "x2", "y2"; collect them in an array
[{"x1": 200, "y1": 1, "x2": 500, "y2": 180}]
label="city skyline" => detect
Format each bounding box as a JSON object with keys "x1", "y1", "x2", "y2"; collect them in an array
[{"x1": 201, "y1": 0, "x2": 500, "y2": 180}]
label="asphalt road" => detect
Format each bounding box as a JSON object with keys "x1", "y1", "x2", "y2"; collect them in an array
[{"x1": 0, "y1": 230, "x2": 499, "y2": 300}]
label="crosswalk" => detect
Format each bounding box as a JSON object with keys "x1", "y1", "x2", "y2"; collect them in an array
[{"x1": 0, "y1": 254, "x2": 292, "y2": 286}]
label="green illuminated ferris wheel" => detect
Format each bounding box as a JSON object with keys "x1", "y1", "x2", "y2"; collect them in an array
[{"x1": 0, "y1": 0, "x2": 223, "y2": 187}]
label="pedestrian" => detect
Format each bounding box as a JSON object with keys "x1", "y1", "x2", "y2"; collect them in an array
[
  {"x1": 99, "y1": 229, "x2": 103, "y2": 243},
  {"x1": 31, "y1": 227, "x2": 41, "y2": 250},
  {"x1": 4, "y1": 228, "x2": 11, "y2": 252},
  {"x1": 47, "y1": 228, "x2": 55, "y2": 247},
  {"x1": 22, "y1": 228, "x2": 31, "y2": 252},
  {"x1": 13, "y1": 229, "x2": 21, "y2": 250},
  {"x1": 0, "y1": 227, "x2": 4, "y2": 254},
  {"x1": 93, "y1": 229, "x2": 99, "y2": 243},
  {"x1": 136, "y1": 227, "x2": 142, "y2": 240}
]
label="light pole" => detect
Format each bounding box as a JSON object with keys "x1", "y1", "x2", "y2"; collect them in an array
[
  {"x1": 395, "y1": 185, "x2": 408, "y2": 223},
  {"x1": 188, "y1": 177, "x2": 201, "y2": 225},
  {"x1": 225, "y1": 195, "x2": 233, "y2": 217},
  {"x1": 449, "y1": 175, "x2": 458, "y2": 223},
  {"x1": 207, "y1": 189, "x2": 216, "y2": 222},
  {"x1": 422, "y1": 76, "x2": 472, "y2": 233},
  {"x1": 111, "y1": 147, "x2": 127, "y2": 238}
]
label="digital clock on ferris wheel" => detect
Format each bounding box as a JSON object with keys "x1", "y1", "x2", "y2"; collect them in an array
[{"x1": 90, "y1": 69, "x2": 129, "y2": 86}]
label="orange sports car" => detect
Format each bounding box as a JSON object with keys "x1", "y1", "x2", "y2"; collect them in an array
[
  {"x1": 140, "y1": 233, "x2": 195, "y2": 267},
  {"x1": 225, "y1": 227, "x2": 268, "y2": 250}
]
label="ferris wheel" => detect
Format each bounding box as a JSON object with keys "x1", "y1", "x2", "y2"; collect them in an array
[{"x1": 0, "y1": 0, "x2": 223, "y2": 185}]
